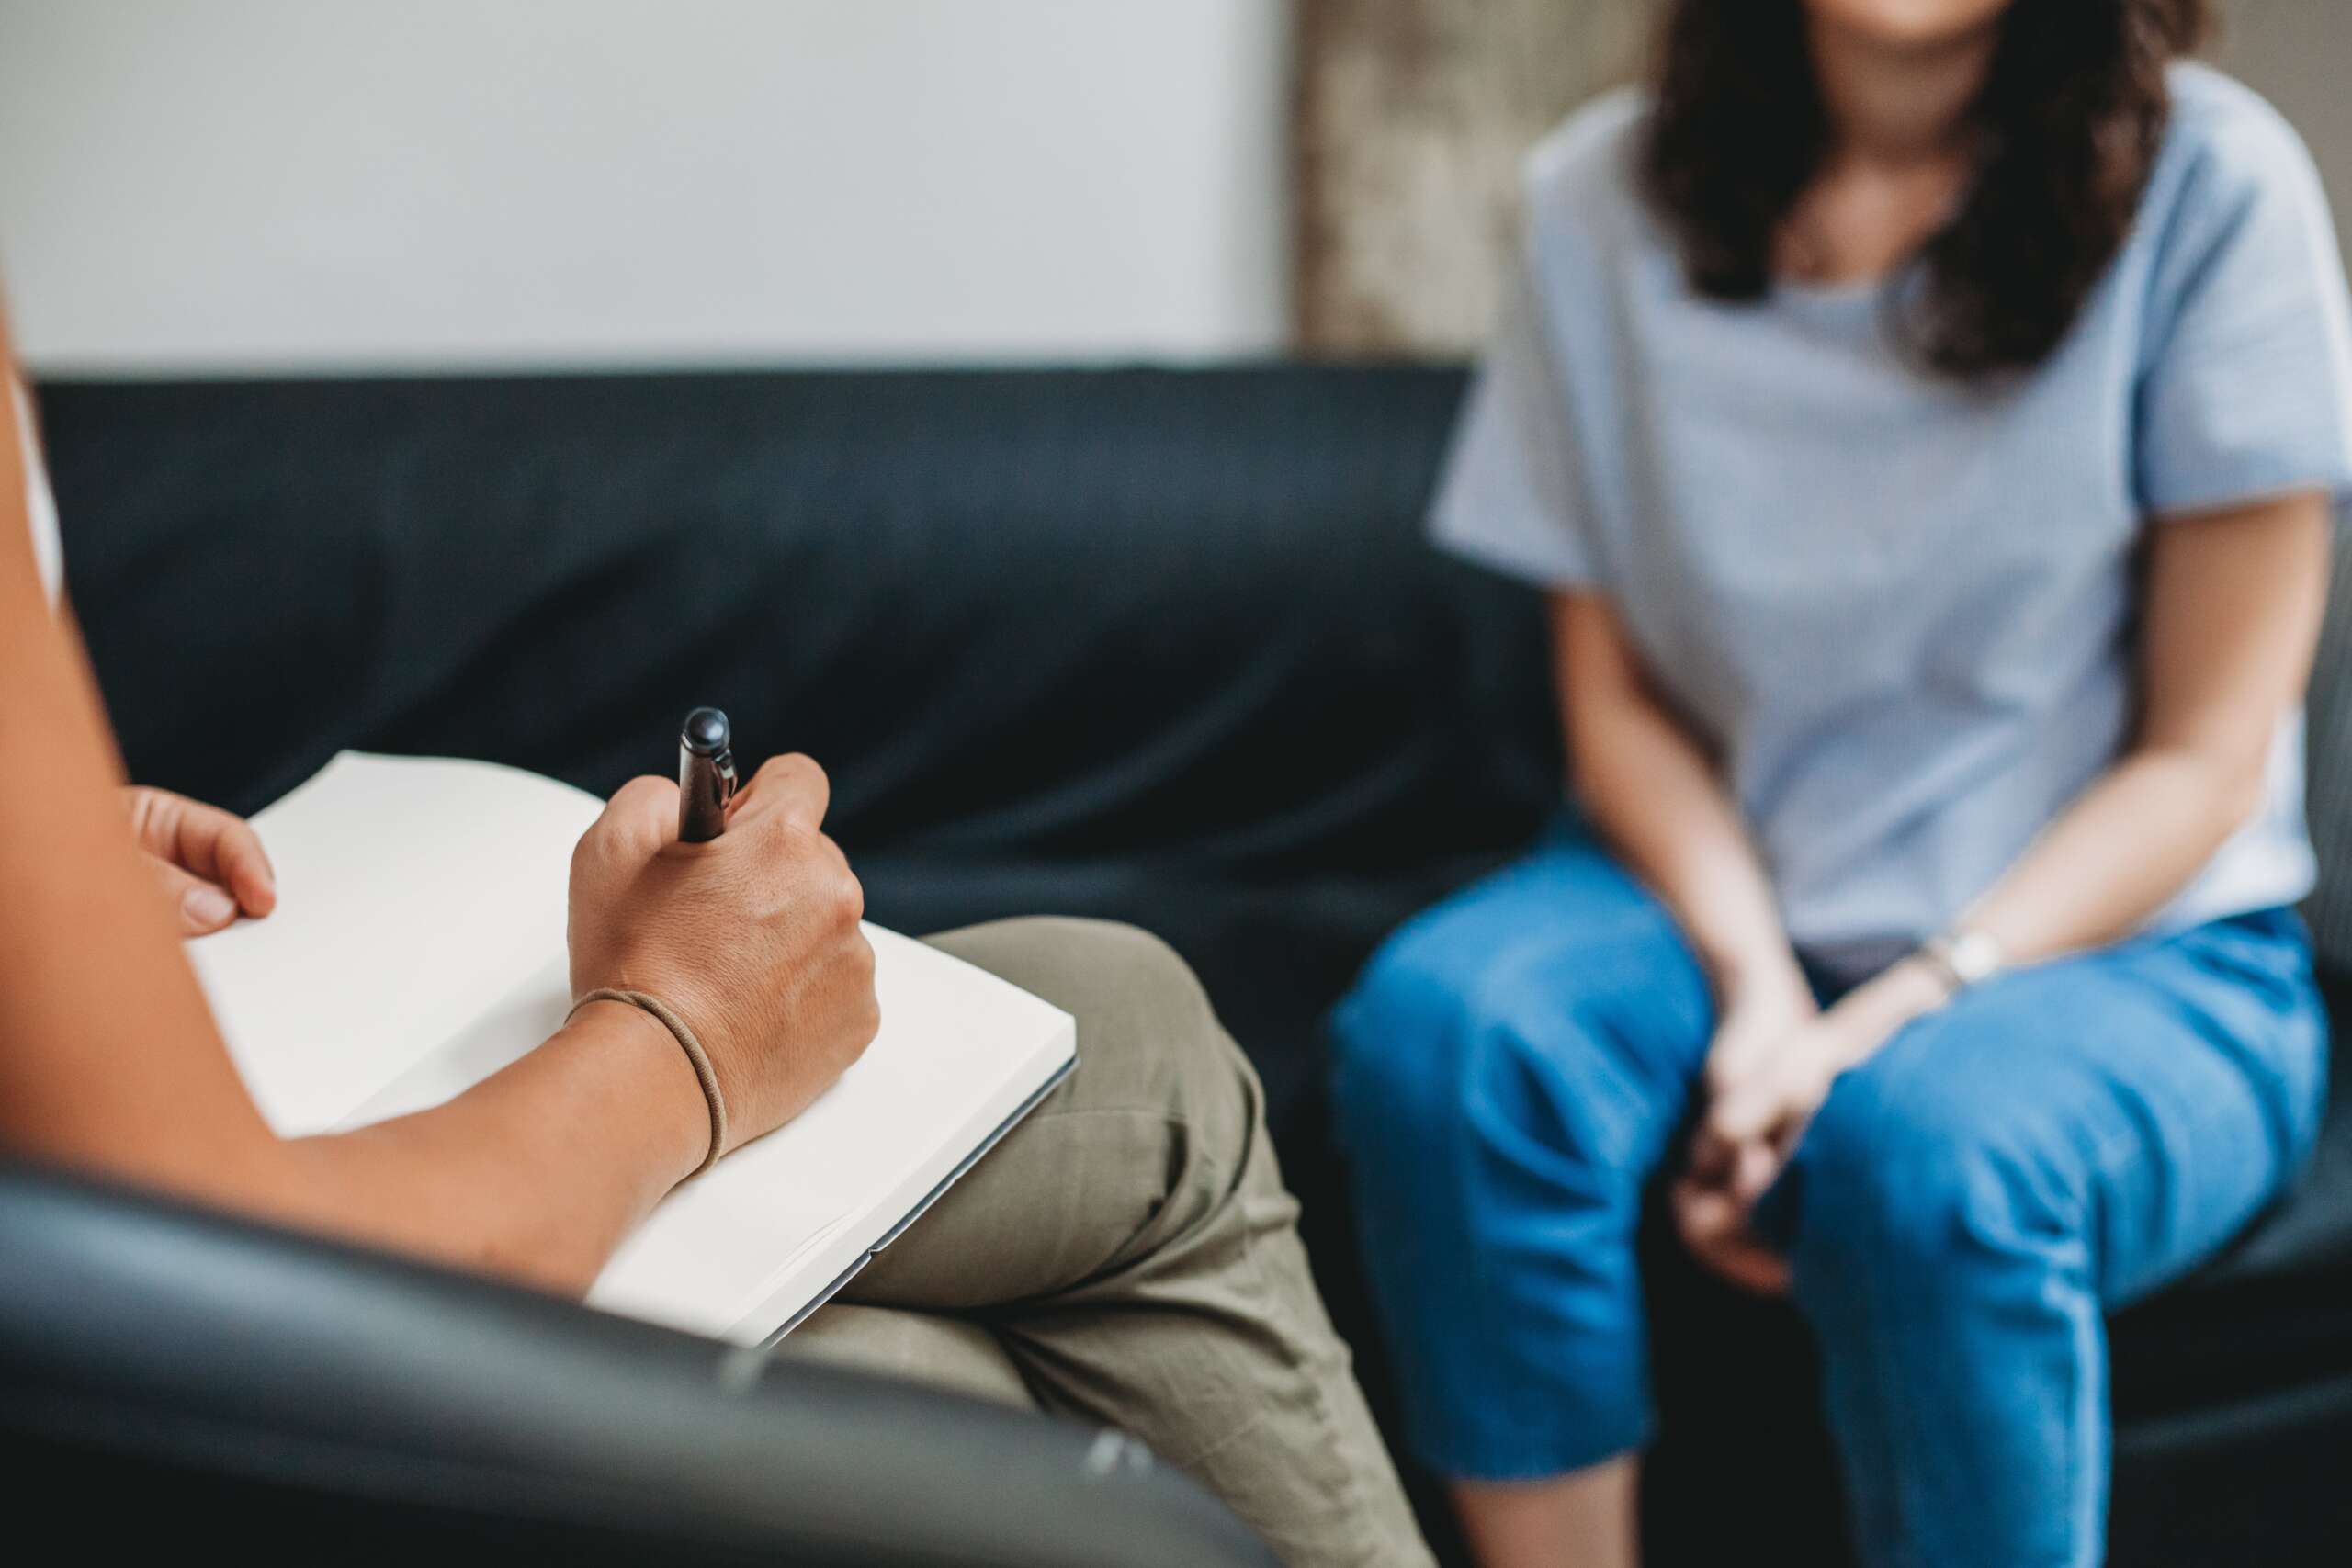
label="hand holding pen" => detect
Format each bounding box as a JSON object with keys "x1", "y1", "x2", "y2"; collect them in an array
[{"x1": 567, "y1": 707, "x2": 878, "y2": 1163}]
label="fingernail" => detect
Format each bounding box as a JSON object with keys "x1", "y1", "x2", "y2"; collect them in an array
[{"x1": 185, "y1": 885, "x2": 237, "y2": 929}]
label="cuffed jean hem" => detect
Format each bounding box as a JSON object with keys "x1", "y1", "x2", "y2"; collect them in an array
[
  {"x1": 1408, "y1": 1416, "x2": 1654, "y2": 1487},
  {"x1": 1392, "y1": 1340, "x2": 1658, "y2": 1486}
]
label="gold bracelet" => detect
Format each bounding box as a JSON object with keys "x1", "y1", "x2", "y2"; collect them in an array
[{"x1": 571, "y1": 987, "x2": 729, "y2": 1178}]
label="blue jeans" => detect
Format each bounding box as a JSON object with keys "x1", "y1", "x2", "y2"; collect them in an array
[{"x1": 1330, "y1": 826, "x2": 2329, "y2": 1568}]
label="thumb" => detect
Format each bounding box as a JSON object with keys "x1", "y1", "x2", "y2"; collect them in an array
[{"x1": 147, "y1": 854, "x2": 241, "y2": 935}]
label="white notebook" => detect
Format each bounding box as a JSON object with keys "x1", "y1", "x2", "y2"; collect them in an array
[{"x1": 186, "y1": 751, "x2": 1076, "y2": 1346}]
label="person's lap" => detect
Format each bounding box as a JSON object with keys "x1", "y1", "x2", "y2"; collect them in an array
[
  {"x1": 781, "y1": 915, "x2": 1435, "y2": 1568},
  {"x1": 1330, "y1": 826, "x2": 2327, "y2": 1509},
  {"x1": 788, "y1": 867, "x2": 2324, "y2": 1566},
  {"x1": 1756, "y1": 907, "x2": 2326, "y2": 1562},
  {"x1": 787, "y1": 1301, "x2": 1035, "y2": 1409},
  {"x1": 1765, "y1": 906, "x2": 2328, "y2": 1306},
  {"x1": 832, "y1": 917, "x2": 1271, "y2": 1314}
]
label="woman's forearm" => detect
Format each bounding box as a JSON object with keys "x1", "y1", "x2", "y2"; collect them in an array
[
  {"x1": 1577, "y1": 703, "x2": 1804, "y2": 999},
  {"x1": 1962, "y1": 495, "x2": 2330, "y2": 966},
  {"x1": 26, "y1": 928, "x2": 707, "y2": 1295},
  {"x1": 1962, "y1": 743, "x2": 2273, "y2": 965},
  {"x1": 276, "y1": 1001, "x2": 707, "y2": 1293},
  {"x1": 1553, "y1": 593, "x2": 1803, "y2": 1003}
]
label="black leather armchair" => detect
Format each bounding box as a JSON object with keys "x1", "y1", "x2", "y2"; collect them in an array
[{"x1": 0, "y1": 1165, "x2": 1276, "y2": 1566}]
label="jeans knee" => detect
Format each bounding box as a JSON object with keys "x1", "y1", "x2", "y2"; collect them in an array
[
  {"x1": 1329, "y1": 923, "x2": 1553, "y2": 1179},
  {"x1": 1333, "y1": 936, "x2": 1669, "y2": 1216},
  {"x1": 1330, "y1": 936, "x2": 1454, "y2": 1153},
  {"x1": 1791, "y1": 1067, "x2": 2071, "y2": 1293}
]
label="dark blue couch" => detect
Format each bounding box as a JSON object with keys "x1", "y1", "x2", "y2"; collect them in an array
[{"x1": 40, "y1": 366, "x2": 2352, "y2": 1563}]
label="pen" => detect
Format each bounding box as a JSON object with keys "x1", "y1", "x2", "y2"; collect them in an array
[{"x1": 677, "y1": 706, "x2": 737, "y2": 842}]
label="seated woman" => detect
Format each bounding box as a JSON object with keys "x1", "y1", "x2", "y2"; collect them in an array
[
  {"x1": 1332, "y1": 2, "x2": 2347, "y2": 1566},
  {"x1": 0, "y1": 329, "x2": 1430, "y2": 1568}
]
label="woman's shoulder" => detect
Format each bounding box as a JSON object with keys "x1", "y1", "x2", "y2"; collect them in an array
[
  {"x1": 2165, "y1": 62, "x2": 2309, "y2": 154},
  {"x1": 2150, "y1": 62, "x2": 2332, "y2": 232},
  {"x1": 1519, "y1": 87, "x2": 1655, "y2": 254},
  {"x1": 1521, "y1": 87, "x2": 1650, "y2": 220}
]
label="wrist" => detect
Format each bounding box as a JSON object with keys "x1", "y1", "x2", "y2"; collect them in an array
[
  {"x1": 1865, "y1": 957, "x2": 1956, "y2": 1027},
  {"x1": 1711, "y1": 948, "x2": 1812, "y2": 1018},
  {"x1": 562, "y1": 997, "x2": 711, "y2": 1190}
]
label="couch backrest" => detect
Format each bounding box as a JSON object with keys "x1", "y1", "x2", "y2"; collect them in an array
[
  {"x1": 34, "y1": 366, "x2": 2352, "y2": 976},
  {"x1": 37, "y1": 365, "x2": 1561, "y2": 867}
]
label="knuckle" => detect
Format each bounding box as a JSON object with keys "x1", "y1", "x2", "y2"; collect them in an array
[
  {"x1": 805, "y1": 858, "x2": 863, "y2": 922},
  {"x1": 759, "y1": 751, "x2": 825, "y2": 792}
]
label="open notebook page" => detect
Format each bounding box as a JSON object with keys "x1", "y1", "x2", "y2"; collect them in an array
[{"x1": 187, "y1": 752, "x2": 1075, "y2": 1344}]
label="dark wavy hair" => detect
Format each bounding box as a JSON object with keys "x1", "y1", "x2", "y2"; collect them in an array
[{"x1": 1638, "y1": 0, "x2": 2213, "y2": 378}]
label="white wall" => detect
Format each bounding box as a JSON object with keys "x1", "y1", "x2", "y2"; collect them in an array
[
  {"x1": 0, "y1": 0, "x2": 1291, "y2": 373},
  {"x1": 4, "y1": 2, "x2": 2340, "y2": 378}
]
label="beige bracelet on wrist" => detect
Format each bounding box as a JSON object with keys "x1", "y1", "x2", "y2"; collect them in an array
[{"x1": 571, "y1": 987, "x2": 729, "y2": 1178}]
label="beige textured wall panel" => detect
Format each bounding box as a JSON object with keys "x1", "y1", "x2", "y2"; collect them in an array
[{"x1": 1295, "y1": 0, "x2": 1652, "y2": 355}]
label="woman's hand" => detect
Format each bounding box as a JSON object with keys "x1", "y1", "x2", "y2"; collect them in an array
[
  {"x1": 122, "y1": 785, "x2": 277, "y2": 935},
  {"x1": 566, "y1": 753, "x2": 879, "y2": 1158},
  {"x1": 1673, "y1": 968, "x2": 1817, "y2": 1295},
  {"x1": 1676, "y1": 960, "x2": 1949, "y2": 1294},
  {"x1": 1697, "y1": 964, "x2": 1816, "y2": 1125}
]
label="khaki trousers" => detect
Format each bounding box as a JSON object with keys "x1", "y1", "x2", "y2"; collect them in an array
[{"x1": 782, "y1": 918, "x2": 1434, "y2": 1568}]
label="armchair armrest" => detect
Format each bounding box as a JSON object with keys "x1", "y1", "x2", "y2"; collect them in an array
[{"x1": 0, "y1": 1163, "x2": 1275, "y2": 1566}]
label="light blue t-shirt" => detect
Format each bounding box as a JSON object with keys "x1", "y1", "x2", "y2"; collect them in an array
[{"x1": 1435, "y1": 64, "x2": 2352, "y2": 983}]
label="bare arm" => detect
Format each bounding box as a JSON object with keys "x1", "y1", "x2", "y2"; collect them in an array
[
  {"x1": 1553, "y1": 591, "x2": 1806, "y2": 1012},
  {"x1": 1958, "y1": 491, "x2": 2333, "y2": 962},
  {"x1": 0, "y1": 336, "x2": 875, "y2": 1294}
]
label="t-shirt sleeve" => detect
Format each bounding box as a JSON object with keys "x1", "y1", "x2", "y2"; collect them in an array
[
  {"x1": 2137, "y1": 100, "x2": 2352, "y2": 523},
  {"x1": 1429, "y1": 245, "x2": 1611, "y2": 590}
]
